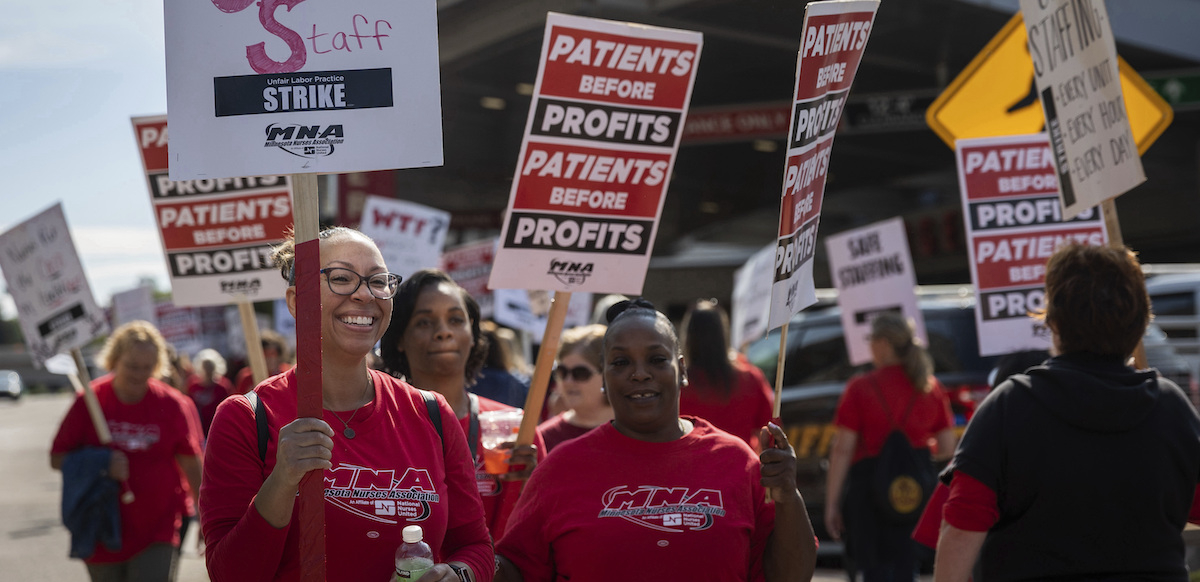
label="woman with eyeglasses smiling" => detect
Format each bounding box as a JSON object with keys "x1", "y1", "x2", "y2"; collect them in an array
[
  {"x1": 538, "y1": 324, "x2": 612, "y2": 453},
  {"x1": 200, "y1": 228, "x2": 493, "y2": 582}
]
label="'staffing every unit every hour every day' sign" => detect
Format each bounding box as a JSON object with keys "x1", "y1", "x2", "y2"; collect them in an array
[{"x1": 1019, "y1": 0, "x2": 1145, "y2": 219}]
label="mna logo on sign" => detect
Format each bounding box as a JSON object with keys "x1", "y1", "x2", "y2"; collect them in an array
[
  {"x1": 547, "y1": 259, "x2": 593, "y2": 286},
  {"x1": 263, "y1": 123, "x2": 345, "y2": 159}
]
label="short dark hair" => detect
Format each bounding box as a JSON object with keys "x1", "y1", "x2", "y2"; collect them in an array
[
  {"x1": 379, "y1": 269, "x2": 487, "y2": 382},
  {"x1": 604, "y1": 298, "x2": 679, "y2": 355},
  {"x1": 1040, "y1": 243, "x2": 1149, "y2": 359}
]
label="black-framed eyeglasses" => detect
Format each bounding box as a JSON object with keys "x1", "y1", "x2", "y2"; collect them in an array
[
  {"x1": 555, "y1": 364, "x2": 596, "y2": 382},
  {"x1": 320, "y1": 268, "x2": 401, "y2": 299}
]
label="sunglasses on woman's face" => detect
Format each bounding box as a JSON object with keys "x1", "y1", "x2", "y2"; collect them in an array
[{"x1": 555, "y1": 364, "x2": 595, "y2": 382}]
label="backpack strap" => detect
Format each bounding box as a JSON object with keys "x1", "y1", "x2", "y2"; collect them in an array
[
  {"x1": 420, "y1": 389, "x2": 445, "y2": 451},
  {"x1": 869, "y1": 374, "x2": 918, "y2": 430},
  {"x1": 245, "y1": 391, "x2": 268, "y2": 463}
]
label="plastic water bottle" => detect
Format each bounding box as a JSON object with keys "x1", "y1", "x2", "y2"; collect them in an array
[{"x1": 393, "y1": 525, "x2": 434, "y2": 581}]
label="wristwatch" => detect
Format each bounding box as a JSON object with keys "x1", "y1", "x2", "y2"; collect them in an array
[{"x1": 449, "y1": 563, "x2": 474, "y2": 582}]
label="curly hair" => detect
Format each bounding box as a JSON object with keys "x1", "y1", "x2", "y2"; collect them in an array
[
  {"x1": 379, "y1": 269, "x2": 487, "y2": 383},
  {"x1": 1039, "y1": 243, "x2": 1149, "y2": 359},
  {"x1": 97, "y1": 320, "x2": 171, "y2": 378}
]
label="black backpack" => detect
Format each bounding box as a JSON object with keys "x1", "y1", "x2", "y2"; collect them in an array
[{"x1": 868, "y1": 378, "x2": 935, "y2": 524}]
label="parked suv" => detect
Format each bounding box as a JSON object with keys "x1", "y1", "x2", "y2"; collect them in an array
[{"x1": 744, "y1": 290, "x2": 1194, "y2": 554}]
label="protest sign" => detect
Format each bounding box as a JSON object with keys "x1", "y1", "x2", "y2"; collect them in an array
[
  {"x1": 825, "y1": 217, "x2": 924, "y2": 365},
  {"x1": 731, "y1": 243, "x2": 776, "y2": 351},
  {"x1": 357, "y1": 196, "x2": 450, "y2": 280},
  {"x1": 164, "y1": 0, "x2": 442, "y2": 180},
  {"x1": 957, "y1": 133, "x2": 1107, "y2": 356},
  {"x1": 487, "y1": 13, "x2": 703, "y2": 295},
  {"x1": 768, "y1": 0, "x2": 880, "y2": 329},
  {"x1": 0, "y1": 203, "x2": 109, "y2": 365},
  {"x1": 441, "y1": 238, "x2": 498, "y2": 320},
  {"x1": 111, "y1": 285, "x2": 157, "y2": 328},
  {"x1": 132, "y1": 116, "x2": 295, "y2": 307},
  {"x1": 1019, "y1": 0, "x2": 1145, "y2": 218},
  {"x1": 493, "y1": 289, "x2": 592, "y2": 343}
]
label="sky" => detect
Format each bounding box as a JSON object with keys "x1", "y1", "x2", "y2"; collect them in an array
[{"x1": 1, "y1": 0, "x2": 172, "y2": 320}]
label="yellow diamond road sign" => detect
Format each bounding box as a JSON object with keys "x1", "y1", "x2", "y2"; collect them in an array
[{"x1": 927, "y1": 13, "x2": 1173, "y2": 155}]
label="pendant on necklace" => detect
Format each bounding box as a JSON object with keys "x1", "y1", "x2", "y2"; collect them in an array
[{"x1": 343, "y1": 427, "x2": 356, "y2": 439}]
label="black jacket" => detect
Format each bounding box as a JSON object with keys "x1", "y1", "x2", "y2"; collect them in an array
[{"x1": 946, "y1": 353, "x2": 1200, "y2": 582}]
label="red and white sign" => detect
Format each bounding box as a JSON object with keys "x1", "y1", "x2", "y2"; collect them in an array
[
  {"x1": 957, "y1": 133, "x2": 1107, "y2": 356},
  {"x1": 164, "y1": 0, "x2": 443, "y2": 179},
  {"x1": 768, "y1": 0, "x2": 880, "y2": 329},
  {"x1": 132, "y1": 115, "x2": 295, "y2": 306},
  {"x1": 682, "y1": 102, "x2": 791, "y2": 144},
  {"x1": 441, "y1": 238, "x2": 498, "y2": 319},
  {"x1": 487, "y1": 13, "x2": 703, "y2": 294}
]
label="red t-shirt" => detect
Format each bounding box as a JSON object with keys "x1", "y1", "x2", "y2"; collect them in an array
[
  {"x1": 234, "y1": 364, "x2": 293, "y2": 395},
  {"x1": 51, "y1": 375, "x2": 204, "y2": 563},
  {"x1": 497, "y1": 418, "x2": 775, "y2": 582},
  {"x1": 200, "y1": 369, "x2": 493, "y2": 582},
  {"x1": 537, "y1": 413, "x2": 598, "y2": 454},
  {"x1": 833, "y1": 365, "x2": 954, "y2": 463},
  {"x1": 462, "y1": 396, "x2": 547, "y2": 539},
  {"x1": 187, "y1": 375, "x2": 234, "y2": 436},
  {"x1": 679, "y1": 358, "x2": 774, "y2": 448}
]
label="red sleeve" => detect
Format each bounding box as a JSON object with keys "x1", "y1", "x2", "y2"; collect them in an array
[
  {"x1": 833, "y1": 376, "x2": 867, "y2": 433},
  {"x1": 51, "y1": 392, "x2": 100, "y2": 455},
  {"x1": 496, "y1": 462, "x2": 557, "y2": 582},
  {"x1": 200, "y1": 396, "x2": 292, "y2": 582},
  {"x1": 433, "y1": 393, "x2": 496, "y2": 582},
  {"x1": 928, "y1": 379, "x2": 955, "y2": 434},
  {"x1": 175, "y1": 392, "x2": 204, "y2": 457},
  {"x1": 943, "y1": 471, "x2": 1000, "y2": 532},
  {"x1": 911, "y1": 481, "x2": 950, "y2": 548},
  {"x1": 1189, "y1": 484, "x2": 1200, "y2": 524}
]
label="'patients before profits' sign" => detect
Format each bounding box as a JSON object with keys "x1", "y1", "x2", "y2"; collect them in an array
[
  {"x1": 768, "y1": 0, "x2": 879, "y2": 329},
  {"x1": 164, "y1": 0, "x2": 443, "y2": 179},
  {"x1": 133, "y1": 116, "x2": 295, "y2": 307},
  {"x1": 957, "y1": 133, "x2": 1107, "y2": 356},
  {"x1": 488, "y1": 12, "x2": 702, "y2": 295}
]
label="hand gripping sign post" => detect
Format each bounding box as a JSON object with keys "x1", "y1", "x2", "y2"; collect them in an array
[
  {"x1": 132, "y1": 115, "x2": 295, "y2": 386},
  {"x1": 825, "y1": 217, "x2": 925, "y2": 366},
  {"x1": 767, "y1": 0, "x2": 879, "y2": 417},
  {"x1": 957, "y1": 133, "x2": 1108, "y2": 356},
  {"x1": 0, "y1": 204, "x2": 132, "y2": 502},
  {"x1": 165, "y1": 1, "x2": 443, "y2": 577},
  {"x1": 487, "y1": 13, "x2": 702, "y2": 448}
]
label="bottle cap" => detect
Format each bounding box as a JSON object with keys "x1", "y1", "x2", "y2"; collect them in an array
[{"x1": 402, "y1": 525, "x2": 423, "y2": 543}]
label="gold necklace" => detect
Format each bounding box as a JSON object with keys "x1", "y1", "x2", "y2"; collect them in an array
[{"x1": 330, "y1": 377, "x2": 372, "y2": 439}]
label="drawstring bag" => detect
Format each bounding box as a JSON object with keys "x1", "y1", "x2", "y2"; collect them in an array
[{"x1": 869, "y1": 377, "x2": 935, "y2": 524}]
